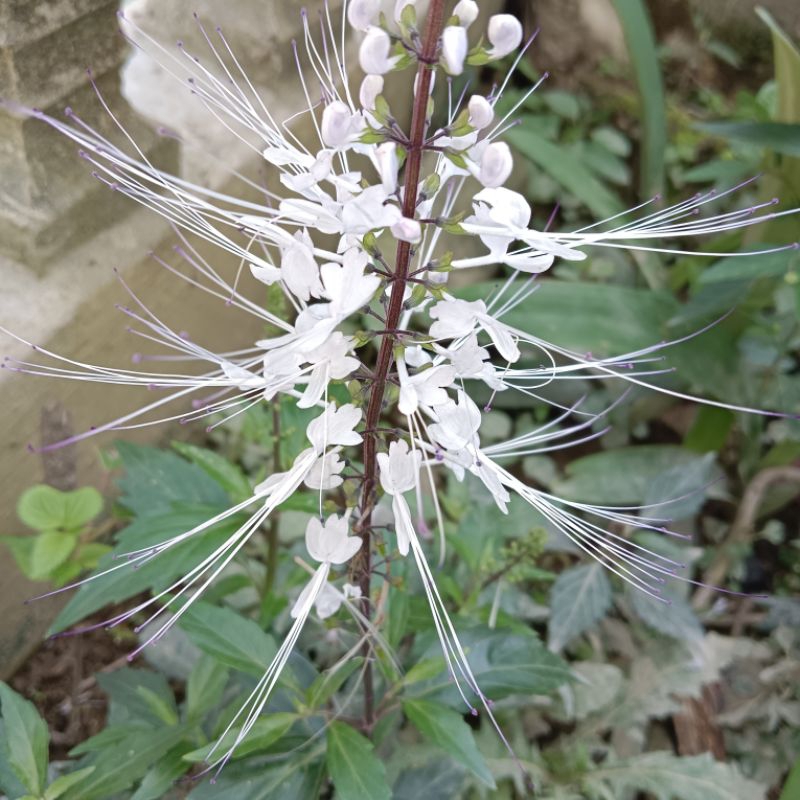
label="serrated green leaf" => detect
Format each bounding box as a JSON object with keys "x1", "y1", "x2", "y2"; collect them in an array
[
  {"x1": 0, "y1": 683, "x2": 48, "y2": 796},
  {"x1": 183, "y1": 712, "x2": 296, "y2": 763},
  {"x1": 411, "y1": 630, "x2": 569, "y2": 707},
  {"x1": 549, "y1": 564, "x2": 612, "y2": 652},
  {"x1": 186, "y1": 750, "x2": 325, "y2": 799},
  {"x1": 186, "y1": 655, "x2": 229, "y2": 720},
  {"x1": 403, "y1": 699, "x2": 495, "y2": 787},
  {"x1": 178, "y1": 601, "x2": 277, "y2": 677},
  {"x1": 50, "y1": 507, "x2": 242, "y2": 634},
  {"x1": 644, "y1": 453, "x2": 718, "y2": 519},
  {"x1": 29, "y1": 531, "x2": 78, "y2": 580},
  {"x1": 456, "y1": 280, "x2": 678, "y2": 356},
  {"x1": 172, "y1": 442, "x2": 252, "y2": 502},
  {"x1": 326, "y1": 722, "x2": 391, "y2": 800},
  {"x1": 114, "y1": 441, "x2": 229, "y2": 517},
  {"x1": 629, "y1": 588, "x2": 703, "y2": 641},
  {"x1": 555, "y1": 446, "x2": 706, "y2": 506},
  {"x1": 585, "y1": 751, "x2": 766, "y2": 800},
  {"x1": 17, "y1": 485, "x2": 102, "y2": 532},
  {"x1": 306, "y1": 658, "x2": 363, "y2": 710},
  {"x1": 43, "y1": 767, "x2": 95, "y2": 800}
]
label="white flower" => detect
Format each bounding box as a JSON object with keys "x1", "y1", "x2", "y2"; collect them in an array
[
  {"x1": 319, "y1": 248, "x2": 381, "y2": 317},
  {"x1": 375, "y1": 142, "x2": 399, "y2": 194},
  {"x1": 378, "y1": 440, "x2": 421, "y2": 556},
  {"x1": 313, "y1": 581, "x2": 362, "y2": 620},
  {"x1": 321, "y1": 101, "x2": 363, "y2": 149},
  {"x1": 442, "y1": 333, "x2": 502, "y2": 388},
  {"x1": 391, "y1": 216, "x2": 422, "y2": 243},
  {"x1": 467, "y1": 95, "x2": 494, "y2": 130},
  {"x1": 441, "y1": 25, "x2": 468, "y2": 75},
  {"x1": 487, "y1": 13, "x2": 524, "y2": 59},
  {"x1": 297, "y1": 332, "x2": 359, "y2": 408},
  {"x1": 397, "y1": 358, "x2": 455, "y2": 415},
  {"x1": 304, "y1": 513, "x2": 362, "y2": 565},
  {"x1": 306, "y1": 403, "x2": 363, "y2": 452},
  {"x1": 359, "y1": 74, "x2": 384, "y2": 110},
  {"x1": 477, "y1": 141, "x2": 513, "y2": 188},
  {"x1": 429, "y1": 298, "x2": 520, "y2": 363},
  {"x1": 428, "y1": 392, "x2": 481, "y2": 453},
  {"x1": 341, "y1": 185, "x2": 402, "y2": 233},
  {"x1": 347, "y1": 0, "x2": 380, "y2": 31},
  {"x1": 305, "y1": 449, "x2": 346, "y2": 490},
  {"x1": 394, "y1": 0, "x2": 416, "y2": 23},
  {"x1": 359, "y1": 26, "x2": 398, "y2": 75},
  {"x1": 454, "y1": 0, "x2": 479, "y2": 27},
  {"x1": 280, "y1": 230, "x2": 324, "y2": 302}
]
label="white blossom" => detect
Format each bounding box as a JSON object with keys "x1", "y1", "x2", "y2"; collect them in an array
[
  {"x1": 441, "y1": 25, "x2": 468, "y2": 75},
  {"x1": 359, "y1": 26, "x2": 398, "y2": 74},
  {"x1": 453, "y1": 0, "x2": 479, "y2": 27},
  {"x1": 477, "y1": 141, "x2": 513, "y2": 188},
  {"x1": 467, "y1": 95, "x2": 494, "y2": 130},
  {"x1": 487, "y1": 13, "x2": 524, "y2": 59},
  {"x1": 347, "y1": 0, "x2": 380, "y2": 31}
]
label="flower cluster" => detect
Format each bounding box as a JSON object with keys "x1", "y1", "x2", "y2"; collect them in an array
[{"x1": 5, "y1": 0, "x2": 798, "y2": 776}]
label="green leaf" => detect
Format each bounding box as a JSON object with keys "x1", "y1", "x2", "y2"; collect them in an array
[
  {"x1": 697, "y1": 247, "x2": 797, "y2": 284},
  {"x1": 456, "y1": 280, "x2": 678, "y2": 356},
  {"x1": 50, "y1": 507, "x2": 243, "y2": 634},
  {"x1": 403, "y1": 699, "x2": 495, "y2": 788},
  {"x1": 61, "y1": 726, "x2": 188, "y2": 800},
  {"x1": 326, "y1": 722, "x2": 391, "y2": 800},
  {"x1": 611, "y1": 0, "x2": 666, "y2": 197},
  {"x1": 548, "y1": 564, "x2": 612, "y2": 652},
  {"x1": 412, "y1": 630, "x2": 569, "y2": 706},
  {"x1": 186, "y1": 655, "x2": 229, "y2": 720},
  {"x1": 17, "y1": 485, "x2": 102, "y2": 532},
  {"x1": 306, "y1": 658, "x2": 363, "y2": 710},
  {"x1": 114, "y1": 441, "x2": 229, "y2": 517},
  {"x1": 29, "y1": 531, "x2": 78, "y2": 580},
  {"x1": 96, "y1": 669, "x2": 179, "y2": 727},
  {"x1": 585, "y1": 751, "x2": 766, "y2": 800},
  {"x1": 629, "y1": 588, "x2": 703, "y2": 641},
  {"x1": 684, "y1": 407, "x2": 735, "y2": 453},
  {"x1": 0, "y1": 683, "x2": 48, "y2": 796},
  {"x1": 43, "y1": 767, "x2": 96, "y2": 800},
  {"x1": 172, "y1": 442, "x2": 252, "y2": 502},
  {"x1": 695, "y1": 121, "x2": 800, "y2": 156},
  {"x1": 555, "y1": 446, "x2": 706, "y2": 506},
  {"x1": 187, "y1": 751, "x2": 325, "y2": 799},
  {"x1": 183, "y1": 713, "x2": 296, "y2": 762},
  {"x1": 779, "y1": 756, "x2": 800, "y2": 800},
  {"x1": 178, "y1": 602, "x2": 277, "y2": 677},
  {"x1": 130, "y1": 746, "x2": 191, "y2": 800},
  {"x1": 392, "y1": 756, "x2": 468, "y2": 800},
  {"x1": 0, "y1": 535, "x2": 36, "y2": 580},
  {"x1": 645, "y1": 454, "x2": 719, "y2": 520},
  {"x1": 508, "y1": 125, "x2": 624, "y2": 219}
]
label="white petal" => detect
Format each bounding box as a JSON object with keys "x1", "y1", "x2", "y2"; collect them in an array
[
  {"x1": 441, "y1": 25, "x2": 468, "y2": 75},
  {"x1": 487, "y1": 13, "x2": 523, "y2": 59}
]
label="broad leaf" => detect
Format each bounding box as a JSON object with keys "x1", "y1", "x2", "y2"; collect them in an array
[
  {"x1": 43, "y1": 767, "x2": 96, "y2": 800},
  {"x1": 178, "y1": 602, "x2": 277, "y2": 677},
  {"x1": 96, "y1": 668, "x2": 178, "y2": 727},
  {"x1": 17, "y1": 485, "x2": 102, "y2": 532},
  {"x1": 629, "y1": 588, "x2": 703, "y2": 641},
  {"x1": 555, "y1": 446, "x2": 706, "y2": 506},
  {"x1": 0, "y1": 683, "x2": 48, "y2": 797},
  {"x1": 411, "y1": 630, "x2": 569, "y2": 707},
  {"x1": 172, "y1": 442, "x2": 252, "y2": 502},
  {"x1": 456, "y1": 280, "x2": 678, "y2": 356},
  {"x1": 50, "y1": 507, "x2": 243, "y2": 634},
  {"x1": 186, "y1": 655, "x2": 229, "y2": 720},
  {"x1": 549, "y1": 564, "x2": 612, "y2": 652},
  {"x1": 183, "y1": 713, "x2": 296, "y2": 762},
  {"x1": 326, "y1": 722, "x2": 391, "y2": 800},
  {"x1": 403, "y1": 699, "x2": 495, "y2": 787},
  {"x1": 29, "y1": 531, "x2": 77, "y2": 580},
  {"x1": 695, "y1": 121, "x2": 800, "y2": 157},
  {"x1": 584, "y1": 752, "x2": 766, "y2": 800},
  {"x1": 115, "y1": 441, "x2": 229, "y2": 517}
]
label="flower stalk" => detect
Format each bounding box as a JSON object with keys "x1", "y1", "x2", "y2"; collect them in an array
[{"x1": 354, "y1": 0, "x2": 447, "y2": 731}]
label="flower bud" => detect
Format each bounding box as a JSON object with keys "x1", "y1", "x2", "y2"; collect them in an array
[
  {"x1": 467, "y1": 95, "x2": 494, "y2": 129},
  {"x1": 359, "y1": 26, "x2": 397, "y2": 75},
  {"x1": 453, "y1": 0, "x2": 479, "y2": 27},
  {"x1": 441, "y1": 25, "x2": 468, "y2": 75},
  {"x1": 321, "y1": 101, "x2": 358, "y2": 148},
  {"x1": 487, "y1": 13, "x2": 523, "y2": 59},
  {"x1": 478, "y1": 142, "x2": 513, "y2": 188},
  {"x1": 391, "y1": 217, "x2": 422, "y2": 243},
  {"x1": 359, "y1": 74, "x2": 384, "y2": 110},
  {"x1": 375, "y1": 142, "x2": 399, "y2": 194},
  {"x1": 347, "y1": 0, "x2": 380, "y2": 31},
  {"x1": 394, "y1": 0, "x2": 417, "y2": 24}
]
